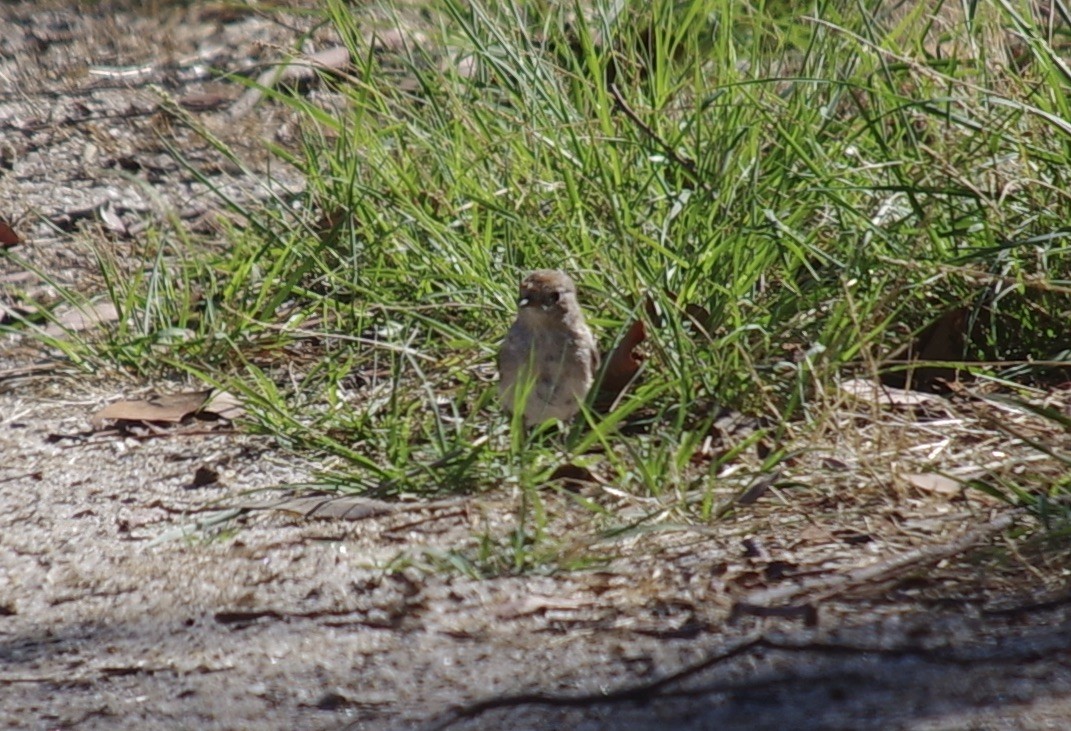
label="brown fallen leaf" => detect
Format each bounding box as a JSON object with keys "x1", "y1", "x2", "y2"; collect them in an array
[
  {"x1": 0, "y1": 299, "x2": 39, "y2": 325},
  {"x1": 645, "y1": 292, "x2": 713, "y2": 334},
  {"x1": 908, "y1": 307, "x2": 970, "y2": 390},
  {"x1": 97, "y1": 202, "x2": 128, "y2": 236},
  {"x1": 0, "y1": 217, "x2": 20, "y2": 248},
  {"x1": 45, "y1": 301, "x2": 120, "y2": 338},
  {"x1": 902, "y1": 472, "x2": 962, "y2": 495},
  {"x1": 594, "y1": 291, "x2": 716, "y2": 410},
  {"x1": 178, "y1": 81, "x2": 238, "y2": 111},
  {"x1": 260, "y1": 494, "x2": 399, "y2": 520},
  {"x1": 596, "y1": 317, "x2": 646, "y2": 409},
  {"x1": 712, "y1": 469, "x2": 783, "y2": 520},
  {"x1": 189, "y1": 466, "x2": 220, "y2": 489},
  {"x1": 368, "y1": 28, "x2": 428, "y2": 53},
  {"x1": 735, "y1": 470, "x2": 780, "y2": 506},
  {"x1": 837, "y1": 378, "x2": 946, "y2": 409},
  {"x1": 546, "y1": 462, "x2": 604, "y2": 492},
  {"x1": 240, "y1": 493, "x2": 468, "y2": 523},
  {"x1": 203, "y1": 390, "x2": 245, "y2": 420},
  {"x1": 883, "y1": 307, "x2": 981, "y2": 392},
  {"x1": 90, "y1": 389, "x2": 212, "y2": 430}
]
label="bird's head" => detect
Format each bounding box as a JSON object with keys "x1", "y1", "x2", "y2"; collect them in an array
[{"x1": 516, "y1": 269, "x2": 578, "y2": 321}]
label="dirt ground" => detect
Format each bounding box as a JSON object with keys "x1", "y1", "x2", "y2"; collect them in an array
[{"x1": 3, "y1": 3, "x2": 1071, "y2": 730}]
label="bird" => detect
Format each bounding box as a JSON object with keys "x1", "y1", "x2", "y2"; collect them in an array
[{"x1": 498, "y1": 269, "x2": 600, "y2": 427}]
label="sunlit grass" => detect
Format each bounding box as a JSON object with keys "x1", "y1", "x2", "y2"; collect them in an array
[{"x1": 6, "y1": 0, "x2": 1071, "y2": 571}]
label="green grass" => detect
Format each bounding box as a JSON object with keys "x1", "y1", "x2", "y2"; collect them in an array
[{"x1": 6, "y1": 0, "x2": 1071, "y2": 571}]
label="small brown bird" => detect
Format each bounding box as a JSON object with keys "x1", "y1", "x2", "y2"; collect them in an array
[{"x1": 498, "y1": 270, "x2": 599, "y2": 426}]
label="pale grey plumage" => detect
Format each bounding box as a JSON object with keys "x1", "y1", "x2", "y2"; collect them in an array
[{"x1": 498, "y1": 270, "x2": 599, "y2": 426}]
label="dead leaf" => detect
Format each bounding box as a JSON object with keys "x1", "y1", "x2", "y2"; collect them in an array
[
  {"x1": 315, "y1": 207, "x2": 348, "y2": 237},
  {"x1": 178, "y1": 81, "x2": 238, "y2": 111},
  {"x1": 97, "y1": 202, "x2": 127, "y2": 236},
  {"x1": 594, "y1": 292, "x2": 715, "y2": 409},
  {"x1": 833, "y1": 529, "x2": 874, "y2": 545},
  {"x1": 178, "y1": 90, "x2": 235, "y2": 111},
  {"x1": 646, "y1": 292, "x2": 714, "y2": 334},
  {"x1": 199, "y1": 2, "x2": 253, "y2": 22},
  {"x1": 90, "y1": 389, "x2": 212, "y2": 429},
  {"x1": 368, "y1": 28, "x2": 428, "y2": 53},
  {"x1": 683, "y1": 302, "x2": 714, "y2": 334},
  {"x1": 903, "y1": 472, "x2": 962, "y2": 495},
  {"x1": 203, "y1": 390, "x2": 245, "y2": 420},
  {"x1": 822, "y1": 457, "x2": 850, "y2": 471},
  {"x1": 230, "y1": 45, "x2": 351, "y2": 119},
  {"x1": 189, "y1": 466, "x2": 220, "y2": 489},
  {"x1": 45, "y1": 301, "x2": 120, "y2": 337},
  {"x1": 710, "y1": 470, "x2": 783, "y2": 520},
  {"x1": 546, "y1": 462, "x2": 603, "y2": 492},
  {"x1": 909, "y1": 307, "x2": 970, "y2": 389},
  {"x1": 884, "y1": 307, "x2": 980, "y2": 391},
  {"x1": 838, "y1": 378, "x2": 945, "y2": 409},
  {"x1": 735, "y1": 470, "x2": 780, "y2": 506},
  {"x1": 0, "y1": 217, "x2": 21, "y2": 248},
  {"x1": 253, "y1": 494, "x2": 400, "y2": 521},
  {"x1": 596, "y1": 317, "x2": 646, "y2": 408},
  {"x1": 0, "y1": 270, "x2": 36, "y2": 286},
  {"x1": 0, "y1": 300, "x2": 38, "y2": 324}
]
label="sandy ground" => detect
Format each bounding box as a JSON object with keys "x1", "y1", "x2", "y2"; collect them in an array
[{"x1": 3, "y1": 3, "x2": 1071, "y2": 730}]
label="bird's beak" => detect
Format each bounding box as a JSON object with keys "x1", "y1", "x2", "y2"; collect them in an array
[{"x1": 518, "y1": 297, "x2": 531, "y2": 308}]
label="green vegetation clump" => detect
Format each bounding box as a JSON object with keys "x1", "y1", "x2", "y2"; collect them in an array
[{"x1": 8, "y1": 0, "x2": 1071, "y2": 569}]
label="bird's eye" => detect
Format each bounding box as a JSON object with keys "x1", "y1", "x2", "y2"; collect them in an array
[{"x1": 548, "y1": 291, "x2": 561, "y2": 304}]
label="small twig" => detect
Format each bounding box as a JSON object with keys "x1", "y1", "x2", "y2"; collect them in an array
[
  {"x1": 416, "y1": 618, "x2": 1057, "y2": 731},
  {"x1": 739, "y1": 510, "x2": 1022, "y2": 608},
  {"x1": 608, "y1": 84, "x2": 709, "y2": 192},
  {"x1": 876, "y1": 254, "x2": 1071, "y2": 296},
  {"x1": 412, "y1": 633, "x2": 767, "y2": 731},
  {"x1": 0, "y1": 472, "x2": 41, "y2": 485}
]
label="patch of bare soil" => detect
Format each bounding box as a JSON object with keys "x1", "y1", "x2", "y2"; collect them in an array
[{"x1": 3, "y1": 3, "x2": 1071, "y2": 731}]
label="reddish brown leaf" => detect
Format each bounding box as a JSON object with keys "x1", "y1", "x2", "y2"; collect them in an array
[
  {"x1": 0, "y1": 218, "x2": 21, "y2": 248},
  {"x1": 910, "y1": 307, "x2": 970, "y2": 390},
  {"x1": 645, "y1": 292, "x2": 713, "y2": 332},
  {"x1": 189, "y1": 466, "x2": 220, "y2": 489},
  {"x1": 884, "y1": 307, "x2": 978, "y2": 392},
  {"x1": 735, "y1": 471, "x2": 779, "y2": 505},
  {"x1": 596, "y1": 317, "x2": 646, "y2": 408}
]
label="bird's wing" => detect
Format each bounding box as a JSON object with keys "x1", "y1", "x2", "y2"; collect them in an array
[{"x1": 497, "y1": 326, "x2": 520, "y2": 371}]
